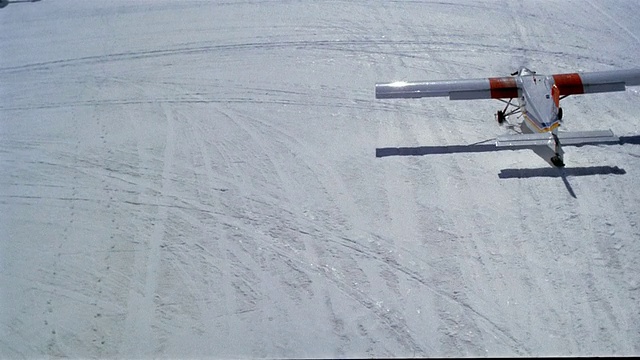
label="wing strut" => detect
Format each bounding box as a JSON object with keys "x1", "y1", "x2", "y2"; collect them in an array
[{"x1": 496, "y1": 98, "x2": 521, "y2": 125}]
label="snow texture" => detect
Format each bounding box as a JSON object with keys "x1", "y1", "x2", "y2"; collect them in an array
[{"x1": 2, "y1": 0, "x2": 640, "y2": 358}]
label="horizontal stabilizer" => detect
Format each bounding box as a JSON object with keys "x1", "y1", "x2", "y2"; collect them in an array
[
  {"x1": 556, "y1": 130, "x2": 619, "y2": 145},
  {"x1": 496, "y1": 130, "x2": 618, "y2": 148},
  {"x1": 496, "y1": 132, "x2": 554, "y2": 147}
]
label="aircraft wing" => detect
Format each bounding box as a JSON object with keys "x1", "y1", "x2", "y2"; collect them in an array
[
  {"x1": 375, "y1": 77, "x2": 518, "y2": 100},
  {"x1": 553, "y1": 69, "x2": 640, "y2": 95}
]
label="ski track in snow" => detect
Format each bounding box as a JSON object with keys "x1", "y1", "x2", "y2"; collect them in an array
[{"x1": 1, "y1": 0, "x2": 640, "y2": 358}]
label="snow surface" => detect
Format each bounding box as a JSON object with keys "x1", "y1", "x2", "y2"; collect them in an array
[{"x1": 2, "y1": 0, "x2": 640, "y2": 358}]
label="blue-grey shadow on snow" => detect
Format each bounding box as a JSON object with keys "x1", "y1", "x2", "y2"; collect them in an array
[
  {"x1": 0, "y1": 0, "x2": 40, "y2": 9},
  {"x1": 376, "y1": 142, "x2": 521, "y2": 157},
  {"x1": 498, "y1": 166, "x2": 626, "y2": 198},
  {"x1": 376, "y1": 135, "x2": 639, "y2": 199},
  {"x1": 498, "y1": 166, "x2": 626, "y2": 179}
]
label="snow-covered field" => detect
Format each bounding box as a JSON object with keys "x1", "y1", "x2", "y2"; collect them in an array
[{"x1": 2, "y1": 0, "x2": 640, "y2": 358}]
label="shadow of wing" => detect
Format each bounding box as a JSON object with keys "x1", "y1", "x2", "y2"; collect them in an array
[
  {"x1": 375, "y1": 143, "x2": 530, "y2": 158},
  {"x1": 498, "y1": 166, "x2": 626, "y2": 179}
]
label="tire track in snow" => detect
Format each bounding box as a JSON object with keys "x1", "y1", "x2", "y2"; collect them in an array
[
  {"x1": 223, "y1": 102, "x2": 414, "y2": 352},
  {"x1": 560, "y1": 174, "x2": 640, "y2": 353},
  {"x1": 207, "y1": 81, "x2": 427, "y2": 353},
  {"x1": 0, "y1": 38, "x2": 600, "y2": 77},
  {"x1": 121, "y1": 102, "x2": 175, "y2": 356},
  {"x1": 585, "y1": 0, "x2": 640, "y2": 46},
  {"x1": 163, "y1": 94, "x2": 311, "y2": 353},
  {"x1": 112, "y1": 78, "x2": 218, "y2": 354},
  {"x1": 123, "y1": 80, "x2": 316, "y2": 350},
  {"x1": 167, "y1": 104, "x2": 239, "y2": 349},
  {"x1": 143, "y1": 102, "x2": 175, "y2": 352},
  {"x1": 213, "y1": 106, "x2": 316, "y2": 352}
]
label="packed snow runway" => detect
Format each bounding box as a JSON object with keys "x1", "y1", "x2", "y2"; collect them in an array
[{"x1": 2, "y1": 0, "x2": 640, "y2": 357}]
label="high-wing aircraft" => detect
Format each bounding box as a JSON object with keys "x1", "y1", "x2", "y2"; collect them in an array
[{"x1": 376, "y1": 67, "x2": 640, "y2": 167}]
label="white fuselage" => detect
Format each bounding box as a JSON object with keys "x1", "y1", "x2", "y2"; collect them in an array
[{"x1": 516, "y1": 68, "x2": 561, "y2": 134}]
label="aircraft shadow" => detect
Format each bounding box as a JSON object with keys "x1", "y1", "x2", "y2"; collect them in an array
[
  {"x1": 1, "y1": 0, "x2": 39, "y2": 9},
  {"x1": 498, "y1": 166, "x2": 626, "y2": 179},
  {"x1": 376, "y1": 143, "x2": 519, "y2": 157},
  {"x1": 376, "y1": 135, "x2": 639, "y2": 198},
  {"x1": 499, "y1": 165, "x2": 626, "y2": 198}
]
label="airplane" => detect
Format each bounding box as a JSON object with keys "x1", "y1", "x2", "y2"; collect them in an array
[{"x1": 376, "y1": 67, "x2": 640, "y2": 167}]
